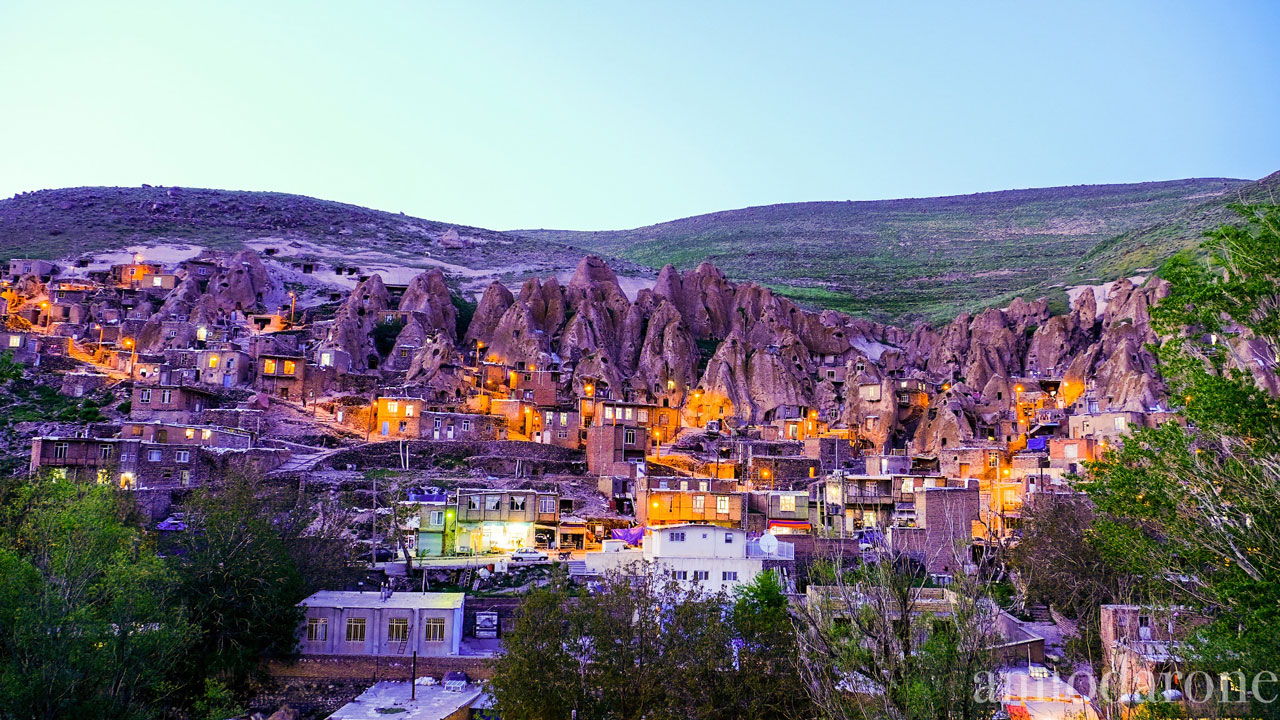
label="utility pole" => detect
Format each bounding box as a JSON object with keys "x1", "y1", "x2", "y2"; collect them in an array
[{"x1": 372, "y1": 470, "x2": 378, "y2": 566}]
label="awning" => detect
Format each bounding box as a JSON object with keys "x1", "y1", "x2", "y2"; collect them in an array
[{"x1": 768, "y1": 519, "x2": 811, "y2": 531}]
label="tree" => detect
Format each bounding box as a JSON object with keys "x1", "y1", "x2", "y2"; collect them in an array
[
  {"x1": 796, "y1": 551, "x2": 1001, "y2": 720},
  {"x1": 0, "y1": 478, "x2": 195, "y2": 720},
  {"x1": 491, "y1": 565, "x2": 813, "y2": 720},
  {"x1": 172, "y1": 472, "x2": 306, "y2": 694},
  {"x1": 1085, "y1": 203, "x2": 1280, "y2": 715}
]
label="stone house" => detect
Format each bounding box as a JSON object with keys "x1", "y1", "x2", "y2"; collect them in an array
[
  {"x1": 130, "y1": 384, "x2": 215, "y2": 423},
  {"x1": 635, "y1": 486, "x2": 745, "y2": 529},
  {"x1": 887, "y1": 480, "x2": 980, "y2": 576},
  {"x1": 255, "y1": 353, "x2": 305, "y2": 400},
  {"x1": 585, "y1": 423, "x2": 648, "y2": 478},
  {"x1": 196, "y1": 348, "x2": 252, "y2": 388},
  {"x1": 453, "y1": 488, "x2": 560, "y2": 553}
]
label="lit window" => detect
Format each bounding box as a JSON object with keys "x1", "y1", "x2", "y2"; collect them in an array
[
  {"x1": 307, "y1": 618, "x2": 327, "y2": 642},
  {"x1": 560, "y1": 412, "x2": 568, "y2": 425},
  {"x1": 624, "y1": 408, "x2": 633, "y2": 421},
  {"x1": 637, "y1": 409, "x2": 648, "y2": 423},
  {"x1": 387, "y1": 401, "x2": 399, "y2": 414},
  {"x1": 539, "y1": 497, "x2": 556, "y2": 513},
  {"x1": 185, "y1": 428, "x2": 196, "y2": 439},
  {"x1": 181, "y1": 470, "x2": 190, "y2": 486},
  {"x1": 7, "y1": 336, "x2": 20, "y2": 348},
  {"x1": 424, "y1": 618, "x2": 445, "y2": 642},
  {"x1": 346, "y1": 618, "x2": 366, "y2": 643},
  {"x1": 717, "y1": 496, "x2": 730, "y2": 514},
  {"x1": 208, "y1": 356, "x2": 219, "y2": 368},
  {"x1": 604, "y1": 407, "x2": 614, "y2": 421},
  {"x1": 263, "y1": 359, "x2": 277, "y2": 374},
  {"x1": 404, "y1": 405, "x2": 414, "y2": 417},
  {"x1": 387, "y1": 618, "x2": 409, "y2": 642},
  {"x1": 201, "y1": 429, "x2": 212, "y2": 440},
  {"x1": 283, "y1": 360, "x2": 296, "y2": 375},
  {"x1": 320, "y1": 352, "x2": 332, "y2": 367},
  {"x1": 692, "y1": 495, "x2": 705, "y2": 512},
  {"x1": 1113, "y1": 416, "x2": 1128, "y2": 431},
  {"x1": 780, "y1": 495, "x2": 796, "y2": 512}
]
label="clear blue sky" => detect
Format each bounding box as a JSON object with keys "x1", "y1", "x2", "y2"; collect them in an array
[{"x1": 1, "y1": 1, "x2": 1277, "y2": 230}]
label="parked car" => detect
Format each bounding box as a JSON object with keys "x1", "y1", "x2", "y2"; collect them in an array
[
  {"x1": 372, "y1": 546, "x2": 396, "y2": 562},
  {"x1": 510, "y1": 548, "x2": 548, "y2": 563}
]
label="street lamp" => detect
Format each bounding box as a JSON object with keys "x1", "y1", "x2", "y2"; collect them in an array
[
  {"x1": 288, "y1": 291, "x2": 296, "y2": 324},
  {"x1": 123, "y1": 338, "x2": 137, "y2": 379}
]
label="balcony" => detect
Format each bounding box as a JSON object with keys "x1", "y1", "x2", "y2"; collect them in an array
[{"x1": 746, "y1": 539, "x2": 795, "y2": 560}]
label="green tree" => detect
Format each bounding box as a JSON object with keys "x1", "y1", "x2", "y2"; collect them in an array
[
  {"x1": 1085, "y1": 203, "x2": 1280, "y2": 715},
  {"x1": 0, "y1": 479, "x2": 194, "y2": 720},
  {"x1": 173, "y1": 472, "x2": 306, "y2": 693}
]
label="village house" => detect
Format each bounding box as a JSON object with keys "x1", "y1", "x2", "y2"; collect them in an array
[
  {"x1": 412, "y1": 492, "x2": 450, "y2": 557},
  {"x1": 453, "y1": 488, "x2": 560, "y2": 553},
  {"x1": 111, "y1": 261, "x2": 162, "y2": 289},
  {"x1": 255, "y1": 352, "x2": 305, "y2": 400},
  {"x1": 635, "y1": 484, "x2": 745, "y2": 529},
  {"x1": 531, "y1": 406, "x2": 582, "y2": 449},
  {"x1": 371, "y1": 396, "x2": 504, "y2": 441},
  {"x1": 585, "y1": 423, "x2": 649, "y2": 478},
  {"x1": 0, "y1": 331, "x2": 43, "y2": 364},
  {"x1": 7, "y1": 258, "x2": 56, "y2": 281},
  {"x1": 297, "y1": 591, "x2": 465, "y2": 658},
  {"x1": 1100, "y1": 604, "x2": 1212, "y2": 706},
  {"x1": 130, "y1": 383, "x2": 216, "y2": 423},
  {"x1": 746, "y1": 490, "x2": 812, "y2": 535},
  {"x1": 582, "y1": 523, "x2": 795, "y2": 595},
  {"x1": 887, "y1": 480, "x2": 981, "y2": 577},
  {"x1": 196, "y1": 347, "x2": 252, "y2": 388}
]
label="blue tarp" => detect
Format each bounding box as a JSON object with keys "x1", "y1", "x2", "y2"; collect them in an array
[
  {"x1": 1027, "y1": 437, "x2": 1047, "y2": 451},
  {"x1": 611, "y1": 526, "x2": 645, "y2": 546}
]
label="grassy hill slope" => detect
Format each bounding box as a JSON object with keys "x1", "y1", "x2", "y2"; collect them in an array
[{"x1": 519, "y1": 178, "x2": 1256, "y2": 324}]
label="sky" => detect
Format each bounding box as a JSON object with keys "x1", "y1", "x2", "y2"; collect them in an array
[{"x1": 1, "y1": 2, "x2": 1278, "y2": 231}]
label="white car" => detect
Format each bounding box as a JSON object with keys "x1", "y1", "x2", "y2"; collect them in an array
[{"x1": 509, "y1": 548, "x2": 548, "y2": 563}]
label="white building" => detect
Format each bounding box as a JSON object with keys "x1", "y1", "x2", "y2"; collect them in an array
[
  {"x1": 582, "y1": 523, "x2": 795, "y2": 594},
  {"x1": 297, "y1": 590, "x2": 465, "y2": 658}
]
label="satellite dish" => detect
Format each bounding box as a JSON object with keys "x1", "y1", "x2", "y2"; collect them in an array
[{"x1": 758, "y1": 533, "x2": 779, "y2": 554}]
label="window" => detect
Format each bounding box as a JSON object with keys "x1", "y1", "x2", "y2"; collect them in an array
[
  {"x1": 320, "y1": 352, "x2": 332, "y2": 367},
  {"x1": 604, "y1": 407, "x2": 614, "y2": 421},
  {"x1": 404, "y1": 405, "x2": 414, "y2": 417},
  {"x1": 140, "y1": 389, "x2": 152, "y2": 403},
  {"x1": 623, "y1": 408, "x2": 633, "y2": 421},
  {"x1": 558, "y1": 430, "x2": 568, "y2": 439},
  {"x1": 672, "y1": 570, "x2": 688, "y2": 580},
  {"x1": 1113, "y1": 416, "x2": 1128, "y2": 431},
  {"x1": 148, "y1": 449, "x2": 163, "y2": 462},
  {"x1": 99, "y1": 444, "x2": 113, "y2": 460},
  {"x1": 53, "y1": 442, "x2": 69, "y2": 459},
  {"x1": 429, "y1": 510, "x2": 444, "y2": 526},
  {"x1": 1064, "y1": 444, "x2": 1078, "y2": 459},
  {"x1": 175, "y1": 450, "x2": 190, "y2": 463},
  {"x1": 722, "y1": 571, "x2": 739, "y2": 582},
  {"x1": 387, "y1": 618, "x2": 409, "y2": 642},
  {"x1": 307, "y1": 618, "x2": 327, "y2": 642},
  {"x1": 399, "y1": 348, "x2": 408, "y2": 358},
  {"x1": 283, "y1": 360, "x2": 296, "y2": 375},
  {"x1": 467, "y1": 495, "x2": 480, "y2": 510},
  {"x1": 433, "y1": 418, "x2": 442, "y2": 429},
  {"x1": 637, "y1": 409, "x2": 648, "y2": 423},
  {"x1": 545, "y1": 411, "x2": 553, "y2": 424},
  {"x1": 424, "y1": 618, "x2": 445, "y2": 642},
  {"x1": 670, "y1": 531, "x2": 686, "y2": 542},
  {"x1": 196, "y1": 326, "x2": 208, "y2": 340},
  {"x1": 510, "y1": 495, "x2": 526, "y2": 511},
  {"x1": 202, "y1": 429, "x2": 212, "y2": 440},
  {"x1": 560, "y1": 412, "x2": 568, "y2": 425},
  {"x1": 780, "y1": 495, "x2": 796, "y2": 512},
  {"x1": 539, "y1": 497, "x2": 556, "y2": 513},
  {"x1": 724, "y1": 532, "x2": 735, "y2": 544},
  {"x1": 131, "y1": 425, "x2": 143, "y2": 437},
  {"x1": 160, "y1": 389, "x2": 172, "y2": 404},
  {"x1": 181, "y1": 470, "x2": 190, "y2": 486},
  {"x1": 6, "y1": 335, "x2": 19, "y2": 348},
  {"x1": 716, "y1": 496, "x2": 730, "y2": 514},
  {"x1": 692, "y1": 495, "x2": 705, "y2": 512},
  {"x1": 208, "y1": 356, "x2": 219, "y2": 369},
  {"x1": 185, "y1": 428, "x2": 196, "y2": 439},
  {"x1": 263, "y1": 358, "x2": 277, "y2": 374},
  {"x1": 226, "y1": 357, "x2": 234, "y2": 369},
  {"x1": 462, "y1": 419, "x2": 471, "y2": 431},
  {"x1": 346, "y1": 618, "x2": 366, "y2": 643},
  {"x1": 387, "y1": 401, "x2": 398, "y2": 414},
  {"x1": 625, "y1": 429, "x2": 636, "y2": 444},
  {"x1": 693, "y1": 571, "x2": 709, "y2": 581},
  {"x1": 398, "y1": 421, "x2": 407, "y2": 433},
  {"x1": 485, "y1": 495, "x2": 501, "y2": 511}
]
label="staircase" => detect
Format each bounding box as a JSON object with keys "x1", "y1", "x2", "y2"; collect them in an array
[{"x1": 566, "y1": 560, "x2": 595, "y2": 577}]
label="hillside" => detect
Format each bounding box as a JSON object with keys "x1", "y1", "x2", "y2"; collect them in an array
[
  {"x1": 0, "y1": 186, "x2": 621, "y2": 294},
  {"x1": 518, "y1": 177, "x2": 1258, "y2": 324}
]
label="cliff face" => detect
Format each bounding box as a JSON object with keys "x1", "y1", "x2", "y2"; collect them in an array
[{"x1": 435, "y1": 256, "x2": 1200, "y2": 453}]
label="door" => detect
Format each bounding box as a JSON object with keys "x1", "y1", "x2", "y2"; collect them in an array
[{"x1": 381, "y1": 421, "x2": 389, "y2": 437}]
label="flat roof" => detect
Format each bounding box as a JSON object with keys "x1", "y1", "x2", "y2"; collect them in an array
[
  {"x1": 299, "y1": 591, "x2": 464, "y2": 611},
  {"x1": 328, "y1": 681, "x2": 482, "y2": 720}
]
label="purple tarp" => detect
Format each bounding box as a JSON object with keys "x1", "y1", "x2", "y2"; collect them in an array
[{"x1": 611, "y1": 526, "x2": 645, "y2": 546}]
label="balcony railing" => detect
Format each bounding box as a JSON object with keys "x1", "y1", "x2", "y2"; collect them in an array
[{"x1": 746, "y1": 539, "x2": 795, "y2": 560}]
